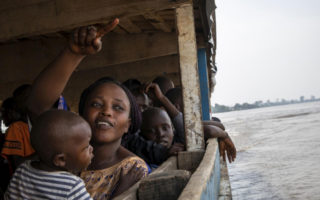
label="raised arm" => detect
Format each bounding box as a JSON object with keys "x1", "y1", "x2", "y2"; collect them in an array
[
  {"x1": 145, "y1": 83, "x2": 179, "y2": 119},
  {"x1": 27, "y1": 19, "x2": 119, "y2": 120}
]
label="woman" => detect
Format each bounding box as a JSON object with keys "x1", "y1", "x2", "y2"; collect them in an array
[{"x1": 27, "y1": 19, "x2": 148, "y2": 199}]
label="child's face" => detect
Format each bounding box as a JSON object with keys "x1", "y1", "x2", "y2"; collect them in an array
[
  {"x1": 64, "y1": 121, "x2": 93, "y2": 173},
  {"x1": 135, "y1": 93, "x2": 150, "y2": 113},
  {"x1": 83, "y1": 83, "x2": 131, "y2": 145},
  {"x1": 142, "y1": 110, "x2": 174, "y2": 149}
]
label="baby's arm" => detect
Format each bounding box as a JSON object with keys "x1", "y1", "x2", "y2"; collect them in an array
[{"x1": 27, "y1": 20, "x2": 119, "y2": 120}]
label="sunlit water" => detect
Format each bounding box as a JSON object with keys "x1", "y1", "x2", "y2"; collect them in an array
[{"x1": 215, "y1": 101, "x2": 320, "y2": 200}]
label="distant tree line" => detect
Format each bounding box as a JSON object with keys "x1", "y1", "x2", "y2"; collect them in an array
[{"x1": 212, "y1": 95, "x2": 320, "y2": 113}]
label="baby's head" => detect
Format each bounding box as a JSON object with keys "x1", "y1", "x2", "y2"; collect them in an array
[
  {"x1": 31, "y1": 110, "x2": 93, "y2": 174},
  {"x1": 140, "y1": 107, "x2": 174, "y2": 149}
]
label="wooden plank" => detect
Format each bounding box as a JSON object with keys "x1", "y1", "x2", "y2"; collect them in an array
[
  {"x1": 144, "y1": 13, "x2": 172, "y2": 32},
  {"x1": 80, "y1": 32, "x2": 178, "y2": 70},
  {"x1": 177, "y1": 150, "x2": 205, "y2": 173},
  {"x1": 138, "y1": 170, "x2": 191, "y2": 200},
  {"x1": 178, "y1": 139, "x2": 219, "y2": 200},
  {"x1": 175, "y1": 3, "x2": 205, "y2": 151},
  {"x1": 218, "y1": 159, "x2": 232, "y2": 200},
  {"x1": 0, "y1": 0, "x2": 192, "y2": 42},
  {"x1": 112, "y1": 26, "x2": 127, "y2": 34},
  {"x1": 119, "y1": 18, "x2": 142, "y2": 33}
]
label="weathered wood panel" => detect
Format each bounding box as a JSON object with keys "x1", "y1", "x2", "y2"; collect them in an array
[
  {"x1": 138, "y1": 170, "x2": 191, "y2": 200},
  {"x1": 119, "y1": 18, "x2": 142, "y2": 33},
  {"x1": 0, "y1": 32, "x2": 180, "y2": 100},
  {"x1": 178, "y1": 139, "x2": 219, "y2": 200},
  {"x1": 143, "y1": 13, "x2": 172, "y2": 32},
  {"x1": 80, "y1": 32, "x2": 179, "y2": 70},
  {"x1": 175, "y1": 4, "x2": 205, "y2": 151},
  {"x1": 0, "y1": 0, "x2": 192, "y2": 41},
  {"x1": 218, "y1": 159, "x2": 232, "y2": 200}
]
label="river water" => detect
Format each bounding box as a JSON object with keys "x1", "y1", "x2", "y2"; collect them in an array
[{"x1": 215, "y1": 101, "x2": 320, "y2": 200}]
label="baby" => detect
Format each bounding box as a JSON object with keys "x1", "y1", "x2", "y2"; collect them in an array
[{"x1": 5, "y1": 110, "x2": 94, "y2": 199}]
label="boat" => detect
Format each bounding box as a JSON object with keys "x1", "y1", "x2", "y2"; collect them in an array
[{"x1": 0, "y1": 0, "x2": 232, "y2": 199}]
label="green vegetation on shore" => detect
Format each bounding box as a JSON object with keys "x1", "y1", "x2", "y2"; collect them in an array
[{"x1": 213, "y1": 96, "x2": 320, "y2": 113}]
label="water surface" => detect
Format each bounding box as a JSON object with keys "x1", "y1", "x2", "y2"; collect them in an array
[{"x1": 215, "y1": 101, "x2": 320, "y2": 200}]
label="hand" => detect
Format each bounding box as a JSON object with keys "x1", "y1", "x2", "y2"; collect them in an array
[
  {"x1": 119, "y1": 162, "x2": 145, "y2": 187},
  {"x1": 168, "y1": 142, "x2": 185, "y2": 156},
  {"x1": 218, "y1": 136, "x2": 236, "y2": 163},
  {"x1": 68, "y1": 18, "x2": 119, "y2": 55},
  {"x1": 113, "y1": 162, "x2": 145, "y2": 197},
  {"x1": 145, "y1": 83, "x2": 164, "y2": 102}
]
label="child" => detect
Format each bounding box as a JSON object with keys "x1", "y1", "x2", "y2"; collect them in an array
[
  {"x1": 5, "y1": 110, "x2": 94, "y2": 200},
  {"x1": 140, "y1": 107, "x2": 174, "y2": 149},
  {"x1": 130, "y1": 87, "x2": 152, "y2": 113},
  {"x1": 140, "y1": 107, "x2": 184, "y2": 169},
  {"x1": 165, "y1": 87, "x2": 236, "y2": 163}
]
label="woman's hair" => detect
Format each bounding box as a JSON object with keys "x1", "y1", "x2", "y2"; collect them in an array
[{"x1": 78, "y1": 77, "x2": 142, "y2": 135}]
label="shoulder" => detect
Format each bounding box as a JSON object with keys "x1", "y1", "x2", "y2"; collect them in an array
[
  {"x1": 6, "y1": 121, "x2": 28, "y2": 134},
  {"x1": 117, "y1": 146, "x2": 137, "y2": 159}
]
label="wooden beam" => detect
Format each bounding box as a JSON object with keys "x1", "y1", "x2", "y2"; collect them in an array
[
  {"x1": 143, "y1": 13, "x2": 172, "y2": 32},
  {"x1": 175, "y1": 4, "x2": 205, "y2": 151},
  {"x1": 178, "y1": 139, "x2": 219, "y2": 200},
  {"x1": 0, "y1": 0, "x2": 192, "y2": 42},
  {"x1": 112, "y1": 26, "x2": 127, "y2": 34},
  {"x1": 80, "y1": 32, "x2": 178, "y2": 70},
  {"x1": 119, "y1": 18, "x2": 142, "y2": 33}
]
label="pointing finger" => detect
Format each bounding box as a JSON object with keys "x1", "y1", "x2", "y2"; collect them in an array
[{"x1": 96, "y1": 18, "x2": 119, "y2": 38}]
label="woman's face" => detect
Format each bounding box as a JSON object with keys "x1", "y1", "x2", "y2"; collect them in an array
[{"x1": 83, "y1": 83, "x2": 131, "y2": 145}]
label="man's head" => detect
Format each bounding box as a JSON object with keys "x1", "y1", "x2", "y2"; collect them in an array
[
  {"x1": 31, "y1": 110, "x2": 93, "y2": 174},
  {"x1": 140, "y1": 107, "x2": 174, "y2": 149}
]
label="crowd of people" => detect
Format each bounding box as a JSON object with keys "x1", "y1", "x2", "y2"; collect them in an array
[{"x1": 0, "y1": 20, "x2": 236, "y2": 200}]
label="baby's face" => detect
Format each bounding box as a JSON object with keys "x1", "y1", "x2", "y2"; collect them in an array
[
  {"x1": 142, "y1": 110, "x2": 174, "y2": 149},
  {"x1": 64, "y1": 121, "x2": 94, "y2": 173}
]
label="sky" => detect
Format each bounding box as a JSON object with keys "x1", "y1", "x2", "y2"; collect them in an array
[{"x1": 211, "y1": 0, "x2": 320, "y2": 106}]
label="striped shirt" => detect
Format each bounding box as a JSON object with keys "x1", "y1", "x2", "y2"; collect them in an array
[{"x1": 5, "y1": 160, "x2": 92, "y2": 200}]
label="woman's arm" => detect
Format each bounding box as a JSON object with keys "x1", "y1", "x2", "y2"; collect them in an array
[{"x1": 27, "y1": 20, "x2": 119, "y2": 120}]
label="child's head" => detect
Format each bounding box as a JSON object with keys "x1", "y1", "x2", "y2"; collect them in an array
[
  {"x1": 152, "y1": 76, "x2": 174, "y2": 95},
  {"x1": 122, "y1": 78, "x2": 142, "y2": 92},
  {"x1": 78, "y1": 77, "x2": 142, "y2": 145},
  {"x1": 0, "y1": 97, "x2": 22, "y2": 126},
  {"x1": 140, "y1": 107, "x2": 174, "y2": 149},
  {"x1": 31, "y1": 110, "x2": 93, "y2": 174},
  {"x1": 165, "y1": 87, "x2": 183, "y2": 112},
  {"x1": 131, "y1": 88, "x2": 151, "y2": 113}
]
